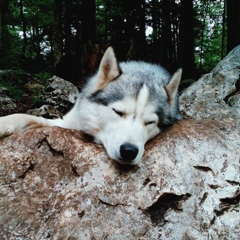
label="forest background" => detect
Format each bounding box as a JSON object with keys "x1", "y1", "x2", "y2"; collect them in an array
[{"x1": 0, "y1": 0, "x2": 240, "y2": 86}]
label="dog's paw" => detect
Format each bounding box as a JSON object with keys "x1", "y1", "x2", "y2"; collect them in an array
[
  {"x1": 0, "y1": 115, "x2": 21, "y2": 138},
  {"x1": 0, "y1": 124, "x2": 15, "y2": 138},
  {"x1": 0, "y1": 114, "x2": 49, "y2": 139}
]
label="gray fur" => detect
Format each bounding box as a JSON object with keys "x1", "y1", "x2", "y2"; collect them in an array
[
  {"x1": 0, "y1": 47, "x2": 183, "y2": 165},
  {"x1": 86, "y1": 60, "x2": 182, "y2": 129}
]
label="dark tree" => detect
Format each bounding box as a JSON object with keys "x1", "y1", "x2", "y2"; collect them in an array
[
  {"x1": 136, "y1": 0, "x2": 146, "y2": 45},
  {"x1": 221, "y1": 0, "x2": 227, "y2": 58},
  {"x1": 81, "y1": 0, "x2": 96, "y2": 44},
  {"x1": 125, "y1": 0, "x2": 147, "y2": 60},
  {"x1": 0, "y1": 0, "x2": 10, "y2": 68},
  {"x1": 0, "y1": 0, "x2": 232, "y2": 81},
  {"x1": 53, "y1": 0, "x2": 63, "y2": 69},
  {"x1": 227, "y1": 0, "x2": 240, "y2": 52},
  {"x1": 179, "y1": 0, "x2": 195, "y2": 78},
  {"x1": 64, "y1": 0, "x2": 72, "y2": 55},
  {"x1": 148, "y1": 0, "x2": 162, "y2": 63},
  {"x1": 19, "y1": 0, "x2": 27, "y2": 57},
  {"x1": 161, "y1": 0, "x2": 174, "y2": 68}
]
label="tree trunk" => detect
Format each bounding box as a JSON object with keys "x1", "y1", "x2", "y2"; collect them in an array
[
  {"x1": 125, "y1": 0, "x2": 146, "y2": 60},
  {"x1": 227, "y1": 0, "x2": 240, "y2": 52},
  {"x1": 64, "y1": 0, "x2": 72, "y2": 55},
  {"x1": 0, "y1": 0, "x2": 10, "y2": 68},
  {"x1": 161, "y1": 0, "x2": 174, "y2": 68},
  {"x1": 34, "y1": 24, "x2": 41, "y2": 58},
  {"x1": 81, "y1": 0, "x2": 96, "y2": 44},
  {"x1": 19, "y1": 0, "x2": 27, "y2": 57},
  {"x1": 179, "y1": 0, "x2": 195, "y2": 78},
  {"x1": 53, "y1": 0, "x2": 63, "y2": 69},
  {"x1": 198, "y1": 0, "x2": 208, "y2": 71},
  {"x1": 149, "y1": 0, "x2": 161, "y2": 63},
  {"x1": 137, "y1": 0, "x2": 146, "y2": 46},
  {"x1": 221, "y1": 0, "x2": 226, "y2": 58}
]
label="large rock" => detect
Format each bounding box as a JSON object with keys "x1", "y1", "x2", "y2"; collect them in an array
[
  {"x1": 0, "y1": 119, "x2": 239, "y2": 239},
  {"x1": 42, "y1": 75, "x2": 79, "y2": 114},
  {"x1": 1, "y1": 47, "x2": 240, "y2": 239},
  {"x1": 0, "y1": 87, "x2": 17, "y2": 113},
  {"x1": 0, "y1": 72, "x2": 79, "y2": 117},
  {"x1": 27, "y1": 75, "x2": 79, "y2": 118},
  {"x1": 180, "y1": 45, "x2": 240, "y2": 129}
]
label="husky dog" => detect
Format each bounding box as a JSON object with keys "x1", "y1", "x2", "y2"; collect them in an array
[{"x1": 0, "y1": 47, "x2": 182, "y2": 165}]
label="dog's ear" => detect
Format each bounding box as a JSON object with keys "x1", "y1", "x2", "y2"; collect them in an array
[
  {"x1": 165, "y1": 68, "x2": 182, "y2": 104},
  {"x1": 97, "y1": 47, "x2": 121, "y2": 90}
]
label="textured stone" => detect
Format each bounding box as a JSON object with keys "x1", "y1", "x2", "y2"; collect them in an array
[
  {"x1": 180, "y1": 45, "x2": 240, "y2": 129},
  {"x1": 0, "y1": 87, "x2": 17, "y2": 112},
  {"x1": 42, "y1": 75, "x2": 79, "y2": 114},
  {"x1": 1, "y1": 46, "x2": 240, "y2": 240},
  {"x1": 26, "y1": 105, "x2": 63, "y2": 119},
  {"x1": 0, "y1": 119, "x2": 239, "y2": 239}
]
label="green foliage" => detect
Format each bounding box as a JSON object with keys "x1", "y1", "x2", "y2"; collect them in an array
[
  {"x1": 194, "y1": 0, "x2": 226, "y2": 72},
  {"x1": 0, "y1": 0, "x2": 54, "y2": 72},
  {"x1": 0, "y1": 70, "x2": 25, "y2": 99},
  {"x1": 0, "y1": 69, "x2": 45, "y2": 101},
  {"x1": 0, "y1": 0, "x2": 228, "y2": 77},
  {"x1": 0, "y1": 82, "x2": 24, "y2": 100},
  {"x1": 31, "y1": 95, "x2": 43, "y2": 106},
  {"x1": 34, "y1": 71, "x2": 51, "y2": 81}
]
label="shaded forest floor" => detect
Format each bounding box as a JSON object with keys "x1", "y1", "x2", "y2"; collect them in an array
[
  {"x1": 0, "y1": 70, "x2": 47, "y2": 116},
  {"x1": 0, "y1": 69, "x2": 194, "y2": 117}
]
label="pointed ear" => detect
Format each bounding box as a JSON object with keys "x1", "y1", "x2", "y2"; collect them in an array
[
  {"x1": 165, "y1": 68, "x2": 182, "y2": 104},
  {"x1": 97, "y1": 47, "x2": 121, "y2": 90}
]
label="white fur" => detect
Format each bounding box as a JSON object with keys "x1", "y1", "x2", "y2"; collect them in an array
[
  {"x1": 90, "y1": 86, "x2": 160, "y2": 165},
  {"x1": 0, "y1": 47, "x2": 182, "y2": 165}
]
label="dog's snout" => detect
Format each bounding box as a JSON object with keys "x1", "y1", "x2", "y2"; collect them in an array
[{"x1": 120, "y1": 143, "x2": 139, "y2": 162}]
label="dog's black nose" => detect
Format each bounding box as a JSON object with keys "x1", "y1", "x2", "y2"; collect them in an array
[{"x1": 120, "y1": 143, "x2": 139, "y2": 162}]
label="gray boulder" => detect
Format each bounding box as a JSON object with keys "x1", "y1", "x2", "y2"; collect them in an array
[
  {"x1": 25, "y1": 75, "x2": 79, "y2": 118},
  {"x1": 0, "y1": 119, "x2": 239, "y2": 239},
  {"x1": 0, "y1": 47, "x2": 240, "y2": 239},
  {"x1": 42, "y1": 75, "x2": 79, "y2": 114},
  {"x1": 26, "y1": 104, "x2": 63, "y2": 119},
  {"x1": 180, "y1": 45, "x2": 240, "y2": 129},
  {"x1": 0, "y1": 87, "x2": 17, "y2": 113}
]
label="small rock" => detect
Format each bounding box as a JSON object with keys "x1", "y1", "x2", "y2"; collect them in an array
[{"x1": 42, "y1": 75, "x2": 79, "y2": 114}]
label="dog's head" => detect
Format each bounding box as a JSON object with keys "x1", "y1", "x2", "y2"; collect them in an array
[{"x1": 79, "y1": 47, "x2": 182, "y2": 165}]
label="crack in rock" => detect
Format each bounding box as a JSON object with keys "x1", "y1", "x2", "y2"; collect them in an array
[
  {"x1": 211, "y1": 190, "x2": 240, "y2": 224},
  {"x1": 19, "y1": 162, "x2": 35, "y2": 179},
  {"x1": 224, "y1": 78, "x2": 240, "y2": 105},
  {"x1": 193, "y1": 165, "x2": 213, "y2": 173},
  {"x1": 146, "y1": 193, "x2": 191, "y2": 226},
  {"x1": 226, "y1": 180, "x2": 240, "y2": 186},
  {"x1": 200, "y1": 192, "x2": 208, "y2": 205},
  {"x1": 220, "y1": 191, "x2": 240, "y2": 207},
  {"x1": 71, "y1": 165, "x2": 80, "y2": 177},
  {"x1": 37, "y1": 137, "x2": 64, "y2": 158}
]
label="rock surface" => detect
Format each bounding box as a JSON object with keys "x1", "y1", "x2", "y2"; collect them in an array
[
  {"x1": 180, "y1": 45, "x2": 240, "y2": 129},
  {"x1": 0, "y1": 119, "x2": 239, "y2": 239},
  {"x1": 26, "y1": 105, "x2": 63, "y2": 119},
  {"x1": 25, "y1": 75, "x2": 79, "y2": 118},
  {"x1": 0, "y1": 73, "x2": 79, "y2": 117},
  {"x1": 1, "y1": 46, "x2": 240, "y2": 240},
  {"x1": 41, "y1": 75, "x2": 79, "y2": 115},
  {"x1": 0, "y1": 87, "x2": 17, "y2": 113}
]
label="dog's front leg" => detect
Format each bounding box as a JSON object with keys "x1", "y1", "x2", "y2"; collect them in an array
[{"x1": 0, "y1": 114, "x2": 51, "y2": 138}]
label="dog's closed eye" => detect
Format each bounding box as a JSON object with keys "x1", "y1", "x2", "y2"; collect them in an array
[
  {"x1": 145, "y1": 121, "x2": 156, "y2": 126},
  {"x1": 112, "y1": 108, "x2": 124, "y2": 117}
]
